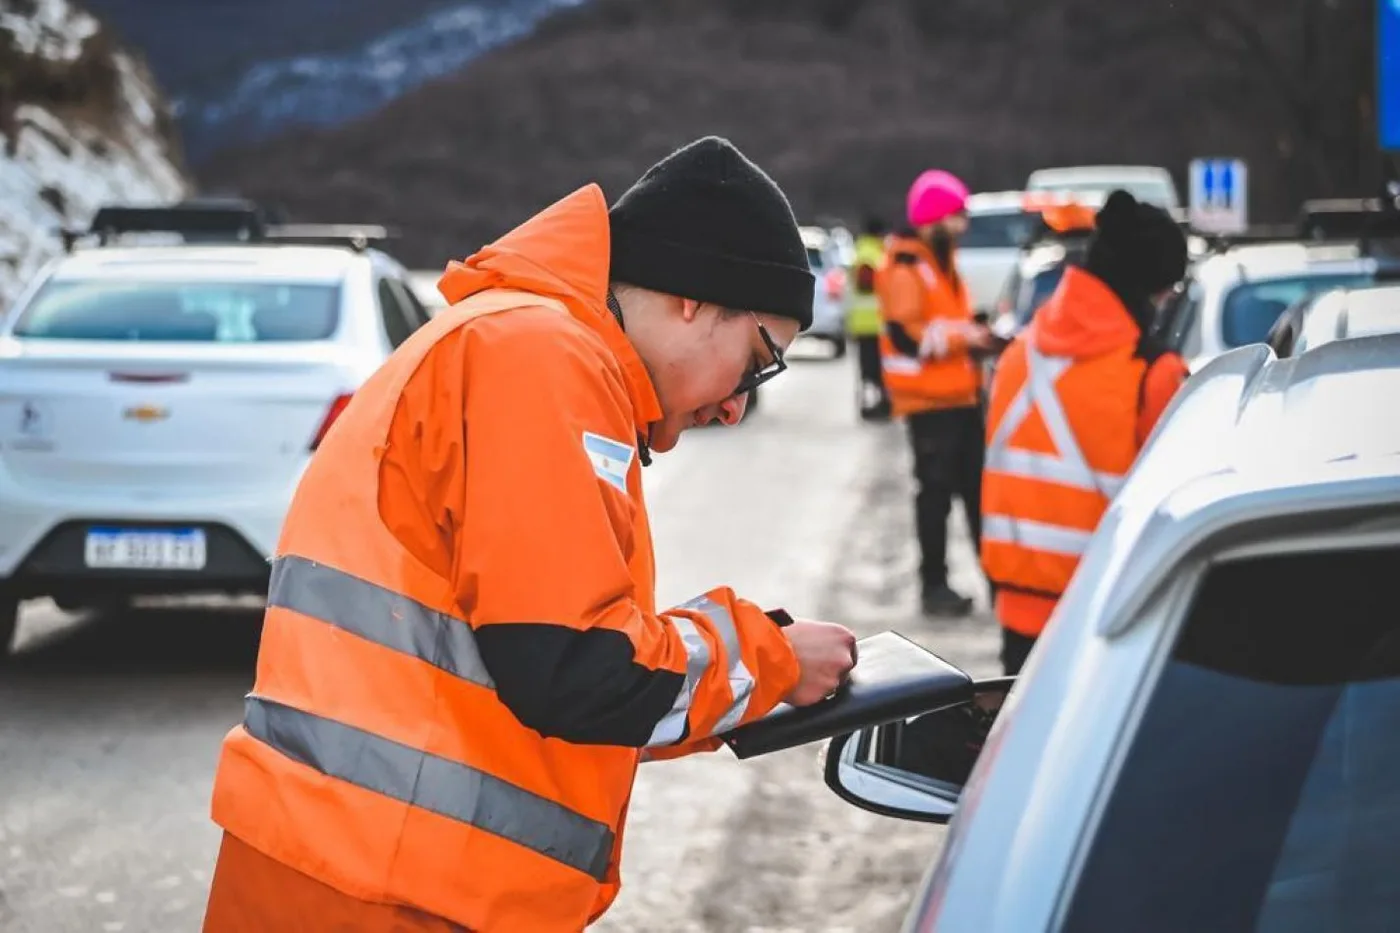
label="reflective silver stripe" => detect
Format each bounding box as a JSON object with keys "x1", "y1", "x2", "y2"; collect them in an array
[
  {"x1": 645, "y1": 594, "x2": 757, "y2": 746},
  {"x1": 881, "y1": 355, "x2": 922, "y2": 375},
  {"x1": 243, "y1": 696, "x2": 614, "y2": 880},
  {"x1": 679, "y1": 594, "x2": 756, "y2": 734},
  {"x1": 646, "y1": 615, "x2": 710, "y2": 747},
  {"x1": 983, "y1": 514, "x2": 1091, "y2": 557},
  {"x1": 985, "y1": 447, "x2": 1126, "y2": 499},
  {"x1": 985, "y1": 348, "x2": 1123, "y2": 498},
  {"x1": 1024, "y1": 345, "x2": 1097, "y2": 490},
  {"x1": 268, "y1": 555, "x2": 493, "y2": 689}
]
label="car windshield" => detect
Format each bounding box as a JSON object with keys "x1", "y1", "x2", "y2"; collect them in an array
[
  {"x1": 11, "y1": 279, "x2": 343, "y2": 342},
  {"x1": 1221, "y1": 273, "x2": 1373, "y2": 348},
  {"x1": 806, "y1": 247, "x2": 826, "y2": 270},
  {"x1": 962, "y1": 211, "x2": 1039, "y2": 250},
  {"x1": 1063, "y1": 546, "x2": 1400, "y2": 933}
]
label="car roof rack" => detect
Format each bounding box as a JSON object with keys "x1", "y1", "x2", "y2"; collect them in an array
[
  {"x1": 1296, "y1": 198, "x2": 1400, "y2": 251},
  {"x1": 58, "y1": 199, "x2": 394, "y2": 254},
  {"x1": 263, "y1": 224, "x2": 396, "y2": 251}
]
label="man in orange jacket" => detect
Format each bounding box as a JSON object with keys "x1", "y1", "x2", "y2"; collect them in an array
[
  {"x1": 877, "y1": 170, "x2": 995, "y2": 618},
  {"x1": 981, "y1": 190, "x2": 1190, "y2": 675},
  {"x1": 201, "y1": 136, "x2": 858, "y2": 932}
]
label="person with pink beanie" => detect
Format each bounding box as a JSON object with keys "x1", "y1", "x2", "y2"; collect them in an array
[{"x1": 875, "y1": 169, "x2": 994, "y2": 617}]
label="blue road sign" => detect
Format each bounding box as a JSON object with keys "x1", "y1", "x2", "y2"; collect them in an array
[
  {"x1": 1190, "y1": 157, "x2": 1248, "y2": 232},
  {"x1": 1382, "y1": 0, "x2": 1400, "y2": 151}
]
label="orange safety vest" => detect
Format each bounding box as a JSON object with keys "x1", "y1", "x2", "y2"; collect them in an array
[
  {"x1": 981, "y1": 267, "x2": 1185, "y2": 637},
  {"x1": 204, "y1": 185, "x2": 800, "y2": 932},
  {"x1": 875, "y1": 236, "x2": 981, "y2": 416}
]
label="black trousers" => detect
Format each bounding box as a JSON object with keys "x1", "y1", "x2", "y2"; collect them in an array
[
  {"x1": 905, "y1": 405, "x2": 984, "y2": 597},
  {"x1": 1001, "y1": 627, "x2": 1037, "y2": 676},
  {"x1": 855, "y1": 336, "x2": 890, "y2": 415}
]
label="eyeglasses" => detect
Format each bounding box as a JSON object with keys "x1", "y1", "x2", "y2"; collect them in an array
[{"x1": 731, "y1": 313, "x2": 788, "y2": 398}]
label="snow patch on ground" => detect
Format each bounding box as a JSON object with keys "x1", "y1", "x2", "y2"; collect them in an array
[{"x1": 0, "y1": 0, "x2": 188, "y2": 312}]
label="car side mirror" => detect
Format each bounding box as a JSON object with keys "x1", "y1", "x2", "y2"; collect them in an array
[{"x1": 823, "y1": 677, "x2": 1015, "y2": 824}]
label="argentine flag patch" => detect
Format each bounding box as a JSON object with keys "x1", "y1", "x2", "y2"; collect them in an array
[{"x1": 582, "y1": 431, "x2": 635, "y2": 493}]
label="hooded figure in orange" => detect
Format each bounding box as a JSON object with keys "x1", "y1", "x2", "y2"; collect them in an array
[
  {"x1": 981, "y1": 190, "x2": 1190, "y2": 676},
  {"x1": 201, "y1": 136, "x2": 858, "y2": 932}
]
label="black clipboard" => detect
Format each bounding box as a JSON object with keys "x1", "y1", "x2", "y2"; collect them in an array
[{"x1": 719, "y1": 631, "x2": 974, "y2": 760}]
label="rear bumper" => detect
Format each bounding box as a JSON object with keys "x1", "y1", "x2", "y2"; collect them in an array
[
  {"x1": 7, "y1": 520, "x2": 272, "y2": 598},
  {"x1": 0, "y1": 466, "x2": 302, "y2": 596}
]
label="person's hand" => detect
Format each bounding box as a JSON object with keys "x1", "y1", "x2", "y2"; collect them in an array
[
  {"x1": 964, "y1": 323, "x2": 995, "y2": 351},
  {"x1": 782, "y1": 620, "x2": 858, "y2": 706}
]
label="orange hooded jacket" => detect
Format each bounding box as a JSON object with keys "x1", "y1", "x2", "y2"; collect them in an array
[
  {"x1": 202, "y1": 184, "x2": 801, "y2": 932},
  {"x1": 981, "y1": 267, "x2": 1187, "y2": 637}
]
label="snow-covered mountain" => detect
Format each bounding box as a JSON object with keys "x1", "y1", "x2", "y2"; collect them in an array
[
  {"x1": 0, "y1": 0, "x2": 188, "y2": 309},
  {"x1": 171, "y1": 0, "x2": 587, "y2": 161}
]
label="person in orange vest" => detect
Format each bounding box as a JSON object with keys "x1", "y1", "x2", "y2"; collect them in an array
[
  {"x1": 982, "y1": 189, "x2": 1190, "y2": 675},
  {"x1": 877, "y1": 169, "x2": 995, "y2": 618},
  {"x1": 200, "y1": 136, "x2": 859, "y2": 932}
]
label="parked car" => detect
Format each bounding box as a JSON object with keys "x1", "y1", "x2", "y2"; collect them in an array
[
  {"x1": 0, "y1": 202, "x2": 431, "y2": 653},
  {"x1": 407, "y1": 270, "x2": 450, "y2": 314},
  {"x1": 1157, "y1": 240, "x2": 1383, "y2": 373},
  {"x1": 1026, "y1": 164, "x2": 1181, "y2": 213},
  {"x1": 801, "y1": 225, "x2": 850, "y2": 358},
  {"x1": 1266, "y1": 278, "x2": 1400, "y2": 359},
  {"x1": 958, "y1": 191, "x2": 1040, "y2": 315},
  {"x1": 819, "y1": 327, "x2": 1400, "y2": 932}
]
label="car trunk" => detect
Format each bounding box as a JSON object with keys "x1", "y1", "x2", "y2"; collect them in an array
[{"x1": 0, "y1": 340, "x2": 356, "y2": 496}]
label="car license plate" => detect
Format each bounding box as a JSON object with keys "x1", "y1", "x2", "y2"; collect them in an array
[{"x1": 83, "y1": 527, "x2": 207, "y2": 571}]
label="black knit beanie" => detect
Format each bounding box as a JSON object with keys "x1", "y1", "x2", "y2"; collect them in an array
[
  {"x1": 1084, "y1": 190, "x2": 1188, "y2": 309},
  {"x1": 609, "y1": 136, "x2": 815, "y2": 329}
]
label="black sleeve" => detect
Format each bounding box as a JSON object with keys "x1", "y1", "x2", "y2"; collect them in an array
[
  {"x1": 475, "y1": 624, "x2": 688, "y2": 746},
  {"x1": 886, "y1": 321, "x2": 921, "y2": 356}
]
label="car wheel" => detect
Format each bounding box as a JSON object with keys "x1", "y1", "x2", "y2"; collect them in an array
[
  {"x1": 0, "y1": 590, "x2": 18, "y2": 660},
  {"x1": 829, "y1": 337, "x2": 848, "y2": 359}
]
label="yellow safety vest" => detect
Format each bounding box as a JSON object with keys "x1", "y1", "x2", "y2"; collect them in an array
[{"x1": 846, "y1": 235, "x2": 886, "y2": 337}]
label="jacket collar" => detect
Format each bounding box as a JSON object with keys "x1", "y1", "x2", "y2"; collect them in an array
[{"x1": 436, "y1": 184, "x2": 664, "y2": 439}]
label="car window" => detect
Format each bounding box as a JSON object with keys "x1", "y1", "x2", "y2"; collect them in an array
[
  {"x1": 389, "y1": 277, "x2": 433, "y2": 328},
  {"x1": 1063, "y1": 545, "x2": 1400, "y2": 933},
  {"x1": 1221, "y1": 273, "x2": 1374, "y2": 348},
  {"x1": 963, "y1": 211, "x2": 1039, "y2": 250},
  {"x1": 1157, "y1": 277, "x2": 1202, "y2": 354},
  {"x1": 377, "y1": 278, "x2": 416, "y2": 349},
  {"x1": 806, "y1": 247, "x2": 826, "y2": 270},
  {"x1": 11, "y1": 279, "x2": 341, "y2": 342},
  {"x1": 1015, "y1": 263, "x2": 1065, "y2": 326}
]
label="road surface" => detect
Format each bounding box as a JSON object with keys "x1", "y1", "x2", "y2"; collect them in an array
[{"x1": 0, "y1": 340, "x2": 1001, "y2": 932}]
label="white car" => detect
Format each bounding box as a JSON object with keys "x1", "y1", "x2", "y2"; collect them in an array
[
  {"x1": 1026, "y1": 164, "x2": 1181, "y2": 212},
  {"x1": 812, "y1": 325, "x2": 1400, "y2": 931},
  {"x1": 1159, "y1": 240, "x2": 1381, "y2": 373},
  {"x1": 0, "y1": 205, "x2": 432, "y2": 653},
  {"x1": 957, "y1": 191, "x2": 1041, "y2": 315},
  {"x1": 800, "y1": 225, "x2": 849, "y2": 357}
]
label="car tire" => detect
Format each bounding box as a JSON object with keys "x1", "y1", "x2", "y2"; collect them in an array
[
  {"x1": 829, "y1": 337, "x2": 848, "y2": 360},
  {"x1": 0, "y1": 590, "x2": 18, "y2": 661}
]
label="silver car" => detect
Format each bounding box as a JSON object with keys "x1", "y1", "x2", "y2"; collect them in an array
[{"x1": 818, "y1": 328, "x2": 1400, "y2": 931}]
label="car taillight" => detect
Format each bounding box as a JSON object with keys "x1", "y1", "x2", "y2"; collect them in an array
[
  {"x1": 310, "y1": 393, "x2": 353, "y2": 450},
  {"x1": 824, "y1": 267, "x2": 847, "y2": 300}
]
